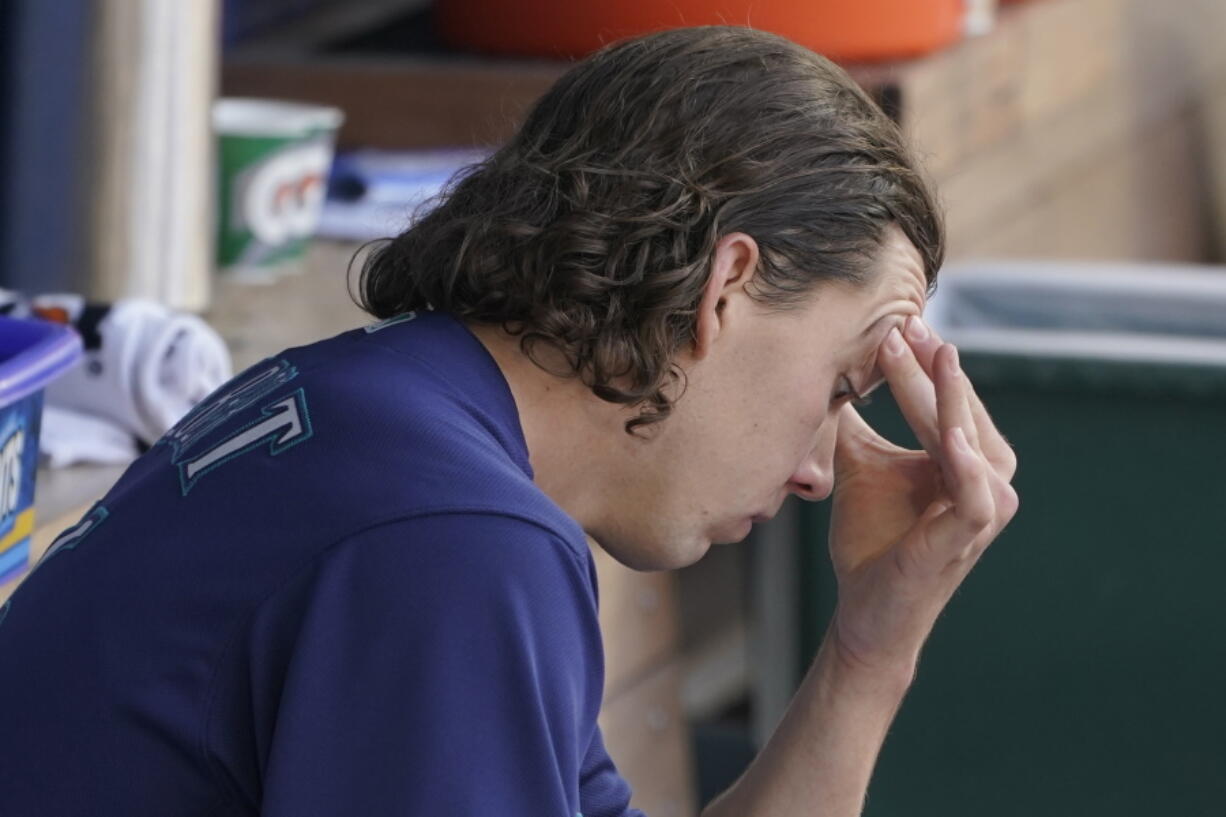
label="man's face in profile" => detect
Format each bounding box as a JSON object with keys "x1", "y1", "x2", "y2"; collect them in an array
[{"x1": 597, "y1": 226, "x2": 928, "y2": 571}]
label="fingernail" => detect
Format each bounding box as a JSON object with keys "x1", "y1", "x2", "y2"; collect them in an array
[
  {"x1": 884, "y1": 327, "x2": 905, "y2": 356},
  {"x1": 950, "y1": 345, "x2": 962, "y2": 372},
  {"x1": 906, "y1": 316, "x2": 929, "y2": 342},
  {"x1": 952, "y1": 426, "x2": 971, "y2": 453}
]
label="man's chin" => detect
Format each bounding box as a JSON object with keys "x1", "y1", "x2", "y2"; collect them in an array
[
  {"x1": 596, "y1": 534, "x2": 711, "y2": 571},
  {"x1": 588, "y1": 518, "x2": 729, "y2": 570},
  {"x1": 641, "y1": 540, "x2": 711, "y2": 571},
  {"x1": 709, "y1": 516, "x2": 754, "y2": 547}
]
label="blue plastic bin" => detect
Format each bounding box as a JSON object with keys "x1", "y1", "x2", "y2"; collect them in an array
[{"x1": 0, "y1": 316, "x2": 82, "y2": 584}]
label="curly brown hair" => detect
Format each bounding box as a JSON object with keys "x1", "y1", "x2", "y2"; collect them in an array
[{"x1": 356, "y1": 25, "x2": 944, "y2": 433}]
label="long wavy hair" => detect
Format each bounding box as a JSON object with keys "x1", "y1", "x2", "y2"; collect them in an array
[{"x1": 356, "y1": 25, "x2": 944, "y2": 433}]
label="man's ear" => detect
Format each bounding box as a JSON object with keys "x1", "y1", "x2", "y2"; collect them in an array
[{"x1": 692, "y1": 232, "x2": 760, "y2": 360}]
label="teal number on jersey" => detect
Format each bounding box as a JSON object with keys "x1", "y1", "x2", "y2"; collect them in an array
[
  {"x1": 159, "y1": 358, "x2": 314, "y2": 496},
  {"x1": 174, "y1": 388, "x2": 312, "y2": 496}
]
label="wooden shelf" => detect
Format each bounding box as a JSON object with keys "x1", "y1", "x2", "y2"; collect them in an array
[{"x1": 224, "y1": 0, "x2": 1226, "y2": 263}]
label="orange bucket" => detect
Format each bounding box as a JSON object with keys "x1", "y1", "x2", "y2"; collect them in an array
[{"x1": 436, "y1": 0, "x2": 966, "y2": 62}]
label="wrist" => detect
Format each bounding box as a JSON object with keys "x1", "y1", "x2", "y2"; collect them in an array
[{"x1": 823, "y1": 615, "x2": 920, "y2": 698}]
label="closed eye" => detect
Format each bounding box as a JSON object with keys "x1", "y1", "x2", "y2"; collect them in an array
[{"x1": 834, "y1": 376, "x2": 874, "y2": 408}]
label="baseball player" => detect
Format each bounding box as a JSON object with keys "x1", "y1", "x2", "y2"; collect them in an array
[{"x1": 0, "y1": 26, "x2": 1017, "y2": 817}]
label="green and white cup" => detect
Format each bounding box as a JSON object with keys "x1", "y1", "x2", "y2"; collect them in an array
[{"x1": 213, "y1": 98, "x2": 345, "y2": 282}]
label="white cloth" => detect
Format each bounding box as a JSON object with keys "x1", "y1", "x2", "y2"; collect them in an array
[
  {"x1": 39, "y1": 405, "x2": 140, "y2": 468},
  {"x1": 43, "y1": 299, "x2": 232, "y2": 446}
]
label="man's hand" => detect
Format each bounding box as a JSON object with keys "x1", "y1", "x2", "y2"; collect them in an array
[
  {"x1": 701, "y1": 317, "x2": 1020, "y2": 817},
  {"x1": 828, "y1": 316, "x2": 1019, "y2": 678}
]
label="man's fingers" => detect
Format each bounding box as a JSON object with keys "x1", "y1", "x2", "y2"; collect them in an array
[
  {"x1": 905, "y1": 317, "x2": 1015, "y2": 479},
  {"x1": 878, "y1": 327, "x2": 941, "y2": 457},
  {"x1": 878, "y1": 317, "x2": 1018, "y2": 482},
  {"x1": 935, "y1": 345, "x2": 979, "y2": 450},
  {"x1": 943, "y1": 426, "x2": 996, "y2": 531},
  {"x1": 835, "y1": 402, "x2": 873, "y2": 443},
  {"x1": 834, "y1": 403, "x2": 907, "y2": 474},
  {"x1": 913, "y1": 426, "x2": 997, "y2": 565},
  {"x1": 902, "y1": 315, "x2": 943, "y2": 378},
  {"x1": 906, "y1": 317, "x2": 979, "y2": 450}
]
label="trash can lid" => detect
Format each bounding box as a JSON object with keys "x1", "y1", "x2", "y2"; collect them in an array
[{"x1": 930, "y1": 261, "x2": 1226, "y2": 368}]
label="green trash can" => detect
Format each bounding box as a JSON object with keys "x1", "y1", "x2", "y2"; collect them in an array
[{"x1": 798, "y1": 261, "x2": 1226, "y2": 817}]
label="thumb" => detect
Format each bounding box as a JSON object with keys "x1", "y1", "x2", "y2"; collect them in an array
[{"x1": 834, "y1": 405, "x2": 884, "y2": 477}]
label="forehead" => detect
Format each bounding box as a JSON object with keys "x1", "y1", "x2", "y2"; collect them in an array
[
  {"x1": 861, "y1": 226, "x2": 929, "y2": 312},
  {"x1": 774, "y1": 226, "x2": 929, "y2": 349}
]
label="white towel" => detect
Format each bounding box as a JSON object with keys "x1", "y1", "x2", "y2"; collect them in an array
[
  {"x1": 39, "y1": 406, "x2": 140, "y2": 468},
  {"x1": 0, "y1": 291, "x2": 233, "y2": 465},
  {"x1": 40, "y1": 298, "x2": 232, "y2": 446}
]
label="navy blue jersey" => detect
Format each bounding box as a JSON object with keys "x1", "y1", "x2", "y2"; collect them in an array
[{"x1": 0, "y1": 311, "x2": 642, "y2": 817}]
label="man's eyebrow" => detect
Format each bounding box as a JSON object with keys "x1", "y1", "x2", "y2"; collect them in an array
[
  {"x1": 863, "y1": 312, "x2": 892, "y2": 336},
  {"x1": 859, "y1": 313, "x2": 900, "y2": 339},
  {"x1": 853, "y1": 316, "x2": 903, "y2": 394}
]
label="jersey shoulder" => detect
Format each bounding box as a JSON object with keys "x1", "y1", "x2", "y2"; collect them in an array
[{"x1": 105, "y1": 311, "x2": 581, "y2": 560}]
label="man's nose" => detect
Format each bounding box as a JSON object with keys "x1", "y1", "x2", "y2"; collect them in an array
[{"x1": 786, "y1": 416, "x2": 838, "y2": 502}]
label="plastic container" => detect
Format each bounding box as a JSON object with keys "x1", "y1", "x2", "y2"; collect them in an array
[
  {"x1": 214, "y1": 98, "x2": 345, "y2": 282},
  {"x1": 0, "y1": 317, "x2": 83, "y2": 585},
  {"x1": 798, "y1": 261, "x2": 1226, "y2": 815},
  {"x1": 436, "y1": 0, "x2": 966, "y2": 62}
]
